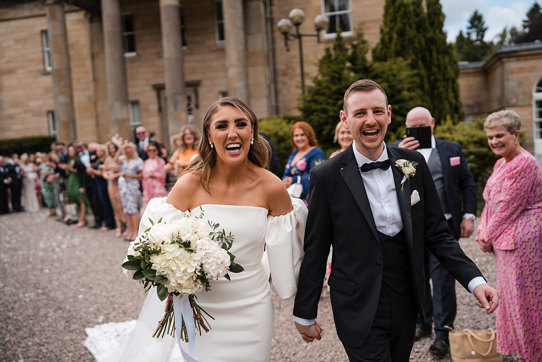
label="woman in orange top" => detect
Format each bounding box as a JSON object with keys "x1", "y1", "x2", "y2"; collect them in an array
[{"x1": 165, "y1": 124, "x2": 200, "y2": 177}]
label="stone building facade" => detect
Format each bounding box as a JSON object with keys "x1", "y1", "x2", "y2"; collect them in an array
[
  {"x1": 0, "y1": 0, "x2": 384, "y2": 146},
  {"x1": 458, "y1": 42, "x2": 542, "y2": 163}
]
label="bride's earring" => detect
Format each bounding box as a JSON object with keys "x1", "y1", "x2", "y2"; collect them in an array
[
  {"x1": 250, "y1": 138, "x2": 254, "y2": 145},
  {"x1": 209, "y1": 142, "x2": 214, "y2": 149}
]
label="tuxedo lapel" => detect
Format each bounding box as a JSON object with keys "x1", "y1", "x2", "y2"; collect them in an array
[
  {"x1": 339, "y1": 150, "x2": 380, "y2": 242},
  {"x1": 387, "y1": 147, "x2": 414, "y2": 247}
]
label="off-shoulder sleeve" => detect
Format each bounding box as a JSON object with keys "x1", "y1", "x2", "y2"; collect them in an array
[
  {"x1": 265, "y1": 198, "x2": 307, "y2": 299},
  {"x1": 138, "y1": 197, "x2": 188, "y2": 235}
]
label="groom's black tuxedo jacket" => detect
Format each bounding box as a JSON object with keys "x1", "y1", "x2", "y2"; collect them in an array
[{"x1": 293, "y1": 145, "x2": 483, "y2": 347}]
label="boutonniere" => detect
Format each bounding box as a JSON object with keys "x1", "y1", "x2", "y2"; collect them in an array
[{"x1": 395, "y1": 159, "x2": 418, "y2": 191}]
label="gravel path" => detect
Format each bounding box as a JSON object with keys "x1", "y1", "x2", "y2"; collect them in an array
[{"x1": 0, "y1": 210, "x2": 501, "y2": 361}]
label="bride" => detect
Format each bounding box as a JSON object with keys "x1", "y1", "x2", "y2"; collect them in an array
[{"x1": 85, "y1": 97, "x2": 306, "y2": 362}]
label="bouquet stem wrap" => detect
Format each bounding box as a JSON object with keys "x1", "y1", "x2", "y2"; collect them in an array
[{"x1": 173, "y1": 295, "x2": 199, "y2": 362}]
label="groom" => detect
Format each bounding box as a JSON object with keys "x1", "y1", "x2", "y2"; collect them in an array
[{"x1": 293, "y1": 79, "x2": 498, "y2": 361}]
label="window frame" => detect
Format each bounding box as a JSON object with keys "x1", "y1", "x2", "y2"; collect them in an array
[
  {"x1": 41, "y1": 29, "x2": 53, "y2": 73},
  {"x1": 214, "y1": 0, "x2": 225, "y2": 45},
  {"x1": 47, "y1": 110, "x2": 57, "y2": 137},
  {"x1": 129, "y1": 100, "x2": 141, "y2": 128},
  {"x1": 533, "y1": 78, "x2": 542, "y2": 163},
  {"x1": 180, "y1": 4, "x2": 187, "y2": 49},
  {"x1": 122, "y1": 13, "x2": 137, "y2": 57},
  {"x1": 320, "y1": 0, "x2": 353, "y2": 39}
]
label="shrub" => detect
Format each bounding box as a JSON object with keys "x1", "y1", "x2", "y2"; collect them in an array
[
  {"x1": 259, "y1": 116, "x2": 295, "y2": 176},
  {"x1": 0, "y1": 135, "x2": 56, "y2": 156}
]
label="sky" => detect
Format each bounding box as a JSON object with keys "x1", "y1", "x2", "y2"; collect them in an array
[{"x1": 441, "y1": 0, "x2": 534, "y2": 42}]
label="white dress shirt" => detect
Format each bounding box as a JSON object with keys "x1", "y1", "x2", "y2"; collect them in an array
[
  {"x1": 79, "y1": 150, "x2": 90, "y2": 169},
  {"x1": 294, "y1": 143, "x2": 485, "y2": 326}
]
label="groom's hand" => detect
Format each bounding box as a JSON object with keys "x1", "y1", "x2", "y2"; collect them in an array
[
  {"x1": 295, "y1": 321, "x2": 322, "y2": 343},
  {"x1": 473, "y1": 284, "x2": 499, "y2": 314}
]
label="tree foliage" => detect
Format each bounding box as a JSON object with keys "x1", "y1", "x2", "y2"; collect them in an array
[
  {"x1": 514, "y1": 1, "x2": 542, "y2": 43},
  {"x1": 373, "y1": 0, "x2": 463, "y2": 125},
  {"x1": 454, "y1": 10, "x2": 494, "y2": 61}
]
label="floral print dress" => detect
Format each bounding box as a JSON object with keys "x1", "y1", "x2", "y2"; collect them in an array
[
  {"x1": 476, "y1": 150, "x2": 542, "y2": 361},
  {"x1": 118, "y1": 156, "x2": 144, "y2": 215},
  {"x1": 282, "y1": 147, "x2": 326, "y2": 203},
  {"x1": 141, "y1": 157, "x2": 167, "y2": 212}
]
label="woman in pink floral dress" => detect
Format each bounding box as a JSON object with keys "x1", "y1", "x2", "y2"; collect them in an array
[
  {"x1": 477, "y1": 110, "x2": 542, "y2": 362},
  {"x1": 141, "y1": 141, "x2": 167, "y2": 212}
]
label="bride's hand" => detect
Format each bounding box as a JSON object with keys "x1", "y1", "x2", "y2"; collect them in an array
[{"x1": 165, "y1": 293, "x2": 173, "y2": 312}]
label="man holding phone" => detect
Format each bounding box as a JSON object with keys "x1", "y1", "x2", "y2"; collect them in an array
[{"x1": 392, "y1": 106, "x2": 477, "y2": 357}]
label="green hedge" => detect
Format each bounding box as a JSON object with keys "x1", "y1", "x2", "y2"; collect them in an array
[{"x1": 0, "y1": 135, "x2": 56, "y2": 156}]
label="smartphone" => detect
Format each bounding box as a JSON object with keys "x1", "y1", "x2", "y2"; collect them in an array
[{"x1": 406, "y1": 126, "x2": 432, "y2": 148}]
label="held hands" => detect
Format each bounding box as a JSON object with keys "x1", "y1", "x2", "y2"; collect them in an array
[
  {"x1": 473, "y1": 284, "x2": 499, "y2": 314},
  {"x1": 477, "y1": 241, "x2": 493, "y2": 253},
  {"x1": 398, "y1": 136, "x2": 419, "y2": 150},
  {"x1": 460, "y1": 219, "x2": 475, "y2": 238},
  {"x1": 295, "y1": 321, "x2": 322, "y2": 343}
]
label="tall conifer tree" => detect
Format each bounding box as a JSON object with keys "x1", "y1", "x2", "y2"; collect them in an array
[{"x1": 373, "y1": 0, "x2": 464, "y2": 124}]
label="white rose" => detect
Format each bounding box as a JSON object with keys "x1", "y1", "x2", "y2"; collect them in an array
[{"x1": 404, "y1": 165, "x2": 416, "y2": 176}]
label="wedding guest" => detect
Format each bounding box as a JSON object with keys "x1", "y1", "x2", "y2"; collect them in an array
[
  {"x1": 75, "y1": 142, "x2": 101, "y2": 228},
  {"x1": 32, "y1": 153, "x2": 44, "y2": 208},
  {"x1": 20, "y1": 153, "x2": 40, "y2": 212},
  {"x1": 87, "y1": 145, "x2": 116, "y2": 231},
  {"x1": 40, "y1": 153, "x2": 58, "y2": 217},
  {"x1": 282, "y1": 122, "x2": 326, "y2": 202},
  {"x1": 67, "y1": 145, "x2": 91, "y2": 228},
  {"x1": 103, "y1": 142, "x2": 125, "y2": 238},
  {"x1": 52, "y1": 142, "x2": 69, "y2": 221},
  {"x1": 477, "y1": 110, "x2": 542, "y2": 362},
  {"x1": 118, "y1": 142, "x2": 143, "y2": 241},
  {"x1": 135, "y1": 126, "x2": 150, "y2": 161},
  {"x1": 141, "y1": 141, "x2": 167, "y2": 212},
  {"x1": 165, "y1": 125, "x2": 200, "y2": 177},
  {"x1": 329, "y1": 121, "x2": 353, "y2": 158},
  {"x1": 0, "y1": 157, "x2": 11, "y2": 214},
  {"x1": 8, "y1": 153, "x2": 23, "y2": 212}
]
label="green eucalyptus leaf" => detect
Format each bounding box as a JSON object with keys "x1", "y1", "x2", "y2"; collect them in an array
[
  {"x1": 229, "y1": 262, "x2": 244, "y2": 273},
  {"x1": 149, "y1": 218, "x2": 154, "y2": 226},
  {"x1": 133, "y1": 270, "x2": 144, "y2": 280},
  {"x1": 142, "y1": 269, "x2": 156, "y2": 280},
  {"x1": 122, "y1": 261, "x2": 141, "y2": 270},
  {"x1": 157, "y1": 285, "x2": 169, "y2": 301}
]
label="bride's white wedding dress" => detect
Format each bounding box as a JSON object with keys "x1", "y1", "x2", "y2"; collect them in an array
[{"x1": 85, "y1": 197, "x2": 306, "y2": 362}]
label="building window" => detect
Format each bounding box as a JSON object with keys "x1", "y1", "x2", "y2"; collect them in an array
[
  {"x1": 122, "y1": 14, "x2": 136, "y2": 56},
  {"x1": 215, "y1": 0, "x2": 225, "y2": 44},
  {"x1": 534, "y1": 78, "x2": 542, "y2": 163},
  {"x1": 129, "y1": 101, "x2": 141, "y2": 128},
  {"x1": 321, "y1": 0, "x2": 352, "y2": 37},
  {"x1": 218, "y1": 91, "x2": 228, "y2": 99},
  {"x1": 47, "y1": 110, "x2": 57, "y2": 137},
  {"x1": 41, "y1": 30, "x2": 52, "y2": 72},
  {"x1": 180, "y1": 5, "x2": 187, "y2": 48}
]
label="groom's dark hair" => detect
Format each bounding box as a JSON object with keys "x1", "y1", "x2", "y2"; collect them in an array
[{"x1": 343, "y1": 79, "x2": 388, "y2": 114}]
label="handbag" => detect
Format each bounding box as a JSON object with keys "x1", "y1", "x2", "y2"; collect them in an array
[
  {"x1": 286, "y1": 182, "x2": 303, "y2": 198},
  {"x1": 448, "y1": 328, "x2": 501, "y2": 362}
]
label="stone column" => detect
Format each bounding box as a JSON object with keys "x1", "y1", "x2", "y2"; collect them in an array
[
  {"x1": 160, "y1": 0, "x2": 187, "y2": 143},
  {"x1": 101, "y1": 0, "x2": 131, "y2": 139},
  {"x1": 45, "y1": 0, "x2": 76, "y2": 143},
  {"x1": 223, "y1": 0, "x2": 249, "y2": 103}
]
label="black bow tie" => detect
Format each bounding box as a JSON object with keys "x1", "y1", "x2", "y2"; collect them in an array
[{"x1": 360, "y1": 159, "x2": 391, "y2": 172}]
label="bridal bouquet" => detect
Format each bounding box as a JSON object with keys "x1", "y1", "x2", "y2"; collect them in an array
[{"x1": 122, "y1": 212, "x2": 243, "y2": 341}]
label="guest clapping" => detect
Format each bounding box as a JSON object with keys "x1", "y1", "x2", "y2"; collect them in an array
[
  {"x1": 282, "y1": 122, "x2": 326, "y2": 202},
  {"x1": 141, "y1": 141, "x2": 167, "y2": 212},
  {"x1": 329, "y1": 121, "x2": 353, "y2": 158},
  {"x1": 118, "y1": 142, "x2": 143, "y2": 241},
  {"x1": 103, "y1": 142, "x2": 125, "y2": 238},
  {"x1": 476, "y1": 110, "x2": 542, "y2": 362}
]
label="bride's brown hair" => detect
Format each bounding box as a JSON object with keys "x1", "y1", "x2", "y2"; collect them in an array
[{"x1": 184, "y1": 97, "x2": 269, "y2": 191}]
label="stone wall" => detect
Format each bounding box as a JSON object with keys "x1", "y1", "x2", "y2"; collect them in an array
[{"x1": 458, "y1": 47, "x2": 542, "y2": 154}]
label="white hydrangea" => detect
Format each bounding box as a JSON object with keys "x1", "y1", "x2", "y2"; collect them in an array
[
  {"x1": 147, "y1": 223, "x2": 180, "y2": 249},
  {"x1": 150, "y1": 245, "x2": 204, "y2": 294},
  {"x1": 196, "y1": 238, "x2": 231, "y2": 279}
]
